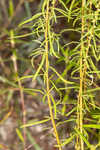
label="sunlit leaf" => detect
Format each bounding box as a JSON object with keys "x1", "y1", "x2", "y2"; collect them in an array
[
  {"x1": 16, "y1": 128, "x2": 24, "y2": 143},
  {"x1": 19, "y1": 13, "x2": 43, "y2": 26},
  {"x1": 21, "y1": 118, "x2": 50, "y2": 128}
]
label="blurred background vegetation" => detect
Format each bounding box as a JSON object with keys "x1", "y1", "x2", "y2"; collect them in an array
[{"x1": 0, "y1": 1, "x2": 53, "y2": 150}]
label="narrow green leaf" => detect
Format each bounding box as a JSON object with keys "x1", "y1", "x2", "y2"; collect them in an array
[
  {"x1": 83, "y1": 124, "x2": 100, "y2": 129},
  {"x1": 48, "y1": 24, "x2": 59, "y2": 58},
  {"x1": 16, "y1": 75, "x2": 33, "y2": 81},
  {"x1": 20, "y1": 118, "x2": 50, "y2": 128},
  {"x1": 58, "y1": 0, "x2": 68, "y2": 11},
  {"x1": 19, "y1": 13, "x2": 43, "y2": 26},
  {"x1": 55, "y1": 134, "x2": 75, "y2": 147},
  {"x1": 65, "y1": 107, "x2": 77, "y2": 117},
  {"x1": 75, "y1": 128, "x2": 91, "y2": 148},
  {"x1": 0, "y1": 76, "x2": 17, "y2": 87},
  {"x1": 61, "y1": 134, "x2": 75, "y2": 147},
  {"x1": 54, "y1": 8, "x2": 69, "y2": 18},
  {"x1": 68, "y1": 0, "x2": 76, "y2": 22},
  {"x1": 57, "y1": 118, "x2": 75, "y2": 127},
  {"x1": 12, "y1": 32, "x2": 34, "y2": 39},
  {"x1": 16, "y1": 128, "x2": 24, "y2": 143},
  {"x1": 88, "y1": 57, "x2": 100, "y2": 78},
  {"x1": 32, "y1": 54, "x2": 45, "y2": 81},
  {"x1": 26, "y1": 130, "x2": 42, "y2": 150},
  {"x1": 9, "y1": 0, "x2": 14, "y2": 17},
  {"x1": 50, "y1": 66, "x2": 74, "y2": 84},
  {"x1": 86, "y1": 87, "x2": 100, "y2": 93},
  {"x1": 24, "y1": 88, "x2": 44, "y2": 95}
]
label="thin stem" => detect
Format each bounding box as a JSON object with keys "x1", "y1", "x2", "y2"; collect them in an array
[
  {"x1": 11, "y1": 30, "x2": 26, "y2": 150},
  {"x1": 45, "y1": 1, "x2": 62, "y2": 150},
  {"x1": 83, "y1": 0, "x2": 92, "y2": 91},
  {"x1": 80, "y1": 0, "x2": 85, "y2": 149},
  {"x1": 76, "y1": 0, "x2": 85, "y2": 150},
  {"x1": 12, "y1": 55, "x2": 26, "y2": 149}
]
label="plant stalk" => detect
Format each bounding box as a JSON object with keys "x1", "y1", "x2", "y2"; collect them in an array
[{"x1": 45, "y1": 1, "x2": 62, "y2": 150}]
